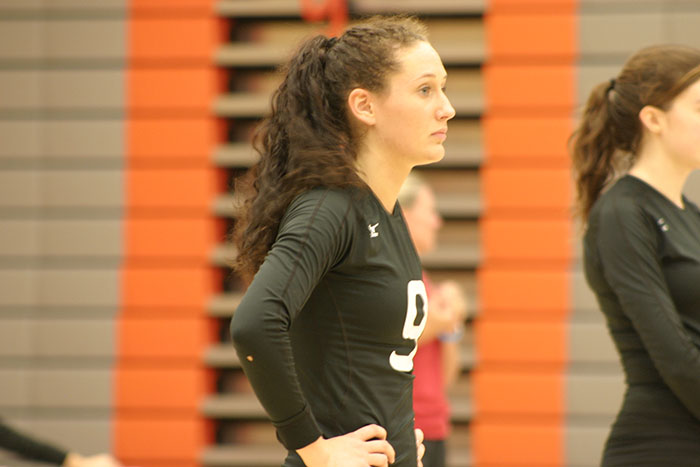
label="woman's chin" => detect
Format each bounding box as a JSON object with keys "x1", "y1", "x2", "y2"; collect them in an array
[{"x1": 418, "y1": 147, "x2": 446, "y2": 166}]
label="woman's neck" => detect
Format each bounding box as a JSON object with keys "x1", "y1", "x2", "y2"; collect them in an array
[
  {"x1": 629, "y1": 144, "x2": 691, "y2": 209},
  {"x1": 355, "y1": 147, "x2": 411, "y2": 213}
]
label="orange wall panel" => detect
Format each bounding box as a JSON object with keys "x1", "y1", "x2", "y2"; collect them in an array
[
  {"x1": 128, "y1": 68, "x2": 221, "y2": 113},
  {"x1": 118, "y1": 318, "x2": 215, "y2": 360},
  {"x1": 471, "y1": 420, "x2": 562, "y2": 466},
  {"x1": 478, "y1": 268, "x2": 570, "y2": 314},
  {"x1": 481, "y1": 218, "x2": 572, "y2": 263},
  {"x1": 474, "y1": 320, "x2": 567, "y2": 364},
  {"x1": 128, "y1": 118, "x2": 223, "y2": 163},
  {"x1": 130, "y1": 17, "x2": 225, "y2": 63},
  {"x1": 122, "y1": 267, "x2": 219, "y2": 311},
  {"x1": 126, "y1": 168, "x2": 223, "y2": 214},
  {"x1": 115, "y1": 417, "x2": 211, "y2": 461},
  {"x1": 125, "y1": 217, "x2": 222, "y2": 260},
  {"x1": 487, "y1": 14, "x2": 576, "y2": 60},
  {"x1": 130, "y1": 0, "x2": 217, "y2": 14},
  {"x1": 115, "y1": 366, "x2": 213, "y2": 410},
  {"x1": 482, "y1": 167, "x2": 571, "y2": 211},
  {"x1": 488, "y1": 0, "x2": 576, "y2": 13},
  {"x1": 483, "y1": 116, "x2": 572, "y2": 164},
  {"x1": 477, "y1": 3, "x2": 577, "y2": 466},
  {"x1": 121, "y1": 2, "x2": 223, "y2": 464},
  {"x1": 484, "y1": 65, "x2": 574, "y2": 112},
  {"x1": 472, "y1": 370, "x2": 563, "y2": 416}
]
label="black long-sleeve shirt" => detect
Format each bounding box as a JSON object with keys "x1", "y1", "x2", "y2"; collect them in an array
[
  {"x1": 231, "y1": 187, "x2": 426, "y2": 466},
  {"x1": 0, "y1": 420, "x2": 67, "y2": 465},
  {"x1": 583, "y1": 175, "x2": 700, "y2": 462}
]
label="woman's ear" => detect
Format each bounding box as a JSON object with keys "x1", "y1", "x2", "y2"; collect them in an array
[
  {"x1": 639, "y1": 105, "x2": 665, "y2": 135},
  {"x1": 347, "y1": 88, "x2": 376, "y2": 127}
]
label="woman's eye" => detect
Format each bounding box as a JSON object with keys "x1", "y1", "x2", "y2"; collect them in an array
[{"x1": 419, "y1": 86, "x2": 430, "y2": 95}]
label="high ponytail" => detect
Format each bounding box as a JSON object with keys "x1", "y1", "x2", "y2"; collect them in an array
[
  {"x1": 570, "y1": 44, "x2": 700, "y2": 222},
  {"x1": 232, "y1": 16, "x2": 428, "y2": 280}
]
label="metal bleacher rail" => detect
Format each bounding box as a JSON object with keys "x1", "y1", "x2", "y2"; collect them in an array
[{"x1": 203, "y1": 1, "x2": 487, "y2": 465}]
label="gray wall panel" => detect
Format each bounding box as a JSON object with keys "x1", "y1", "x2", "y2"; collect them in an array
[
  {"x1": 0, "y1": 269, "x2": 120, "y2": 309},
  {"x1": 0, "y1": 171, "x2": 123, "y2": 208},
  {"x1": 0, "y1": 121, "x2": 41, "y2": 159},
  {"x1": 684, "y1": 170, "x2": 700, "y2": 206},
  {"x1": 38, "y1": 270, "x2": 120, "y2": 308},
  {"x1": 0, "y1": 0, "x2": 42, "y2": 9},
  {"x1": 0, "y1": 270, "x2": 36, "y2": 307},
  {"x1": 45, "y1": 0, "x2": 126, "y2": 11},
  {"x1": 569, "y1": 322, "x2": 620, "y2": 366},
  {"x1": 581, "y1": 0, "x2": 667, "y2": 8},
  {"x1": 0, "y1": 120, "x2": 124, "y2": 160},
  {"x1": 0, "y1": 220, "x2": 39, "y2": 257},
  {"x1": 668, "y1": 13, "x2": 700, "y2": 44},
  {"x1": 577, "y1": 65, "x2": 621, "y2": 111},
  {"x1": 0, "y1": 21, "x2": 42, "y2": 60},
  {"x1": 579, "y1": 14, "x2": 664, "y2": 57},
  {"x1": 0, "y1": 320, "x2": 114, "y2": 357},
  {"x1": 17, "y1": 419, "x2": 112, "y2": 455},
  {"x1": 572, "y1": 270, "x2": 598, "y2": 315},
  {"x1": 33, "y1": 320, "x2": 115, "y2": 357},
  {"x1": 567, "y1": 374, "x2": 625, "y2": 417},
  {"x1": 31, "y1": 370, "x2": 113, "y2": 408},
  {"x1": 42, "y1": 171, "x2": 123, "y2": 208},
  {"x1": 42, "y1": 220, "x2": 122, "y2": 258},
  {"x1": 0, "y1": 71, "x2": 41, "y2": 109},
  {"x1": 0, "y1": 71, "x2": 124, "y2": 111},
  {"x1": 566, "y1": 426, "x2": 612, "y2": 467},
  {"x1": 0, "y1": 1, "x2": 125, "y2": 460},
  {"x1": 0, "y1": 172, "x2": 41, "y2": 207},
  {"x1": 0, "y1": 321, "x2": 32, "y2": 357},
  {"x1": 46, "y1": 70, "x2": 124, "y2": 109},
  {"x1": 0, "y1": 370, "x2": 29, "y2": 407},
  {"x1": 45, "y1": 120, "x2": 124, "y2": 159},
  {"x1": 46, "y1": 20, "x2": 125, "y2": 60}
]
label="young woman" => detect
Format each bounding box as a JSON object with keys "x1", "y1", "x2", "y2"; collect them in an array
[
  {"x1": 230, "y1": 16, "x2": 455, "y2": 467},
  {"x1": 398, "y1": 174, "x2": 467, "y2": 467},
  {"x1": 570, "y1": 45, "x2": 700, "y2": 465}
]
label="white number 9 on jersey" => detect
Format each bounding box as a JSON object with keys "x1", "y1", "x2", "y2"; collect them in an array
[{"x1": 389, "y1": 280, "x2": 428, "y2": 372}]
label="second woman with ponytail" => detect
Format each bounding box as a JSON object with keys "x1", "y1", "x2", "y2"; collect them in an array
[
  {"x1": 229, "y1": 16, "x2": 455, "y2": 467},
  {"x1": 571, "y1": 45, "x2": 700, "y2": 465}
]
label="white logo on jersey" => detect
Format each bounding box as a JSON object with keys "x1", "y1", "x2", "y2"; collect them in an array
[
  {"x1": 657, "y1": 218, "x2": 669, "y2": 232},
  {"x1": 368, "y1": 222, "x2": 379, "y2": 238}
]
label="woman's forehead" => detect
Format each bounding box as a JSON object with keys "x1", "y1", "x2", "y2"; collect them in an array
[{"x1": 393, "y1": 41, "x2": 447, "y2": 82}]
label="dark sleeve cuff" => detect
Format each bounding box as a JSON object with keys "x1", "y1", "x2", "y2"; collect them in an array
[
  {"x1": 274, "y1": 405, "x2": 322, "y2": 451},
  {"x1": 0, "y1": 421, "x2": 68, "y2": 464}
]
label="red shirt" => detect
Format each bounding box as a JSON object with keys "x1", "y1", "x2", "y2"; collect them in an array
[{"x1": 412, "y1": 275, "x2": 450, "y2": 440}]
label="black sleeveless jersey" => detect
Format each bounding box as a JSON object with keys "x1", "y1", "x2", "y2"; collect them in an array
[{"x1": 231, "y1": 187, "x2": 427, "y2": 466}]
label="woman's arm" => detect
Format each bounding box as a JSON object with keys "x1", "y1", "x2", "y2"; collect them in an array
[
  {"x1": 0, "y1": 422, "x2": 122, "y2": 467},
  {"x1": 0, "y1": 421, "x2": 67, "y2": 465},
  {"x1": 231, "y1": 190, "x2": 353, "y2": 450}
]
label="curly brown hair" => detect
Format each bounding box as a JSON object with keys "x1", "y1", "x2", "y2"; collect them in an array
[
  {"x1": 232, "y1": 16, "x2": 428, "y2": 280},
  {"x1": 570, "y1": 45, "x2": 700, "y2": 221}
]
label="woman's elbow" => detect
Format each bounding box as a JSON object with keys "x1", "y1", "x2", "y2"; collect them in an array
[{"x1": 230, "y1": 309, "x2": 257, "y2": 354}]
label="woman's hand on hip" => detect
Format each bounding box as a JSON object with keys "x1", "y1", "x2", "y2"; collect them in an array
[
  {"x1": 415, "y1": 428, "x2": 425, "y2": 467},
  {"x1": 296, "y1": 424, "x2": 396, "y2": 466}
]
